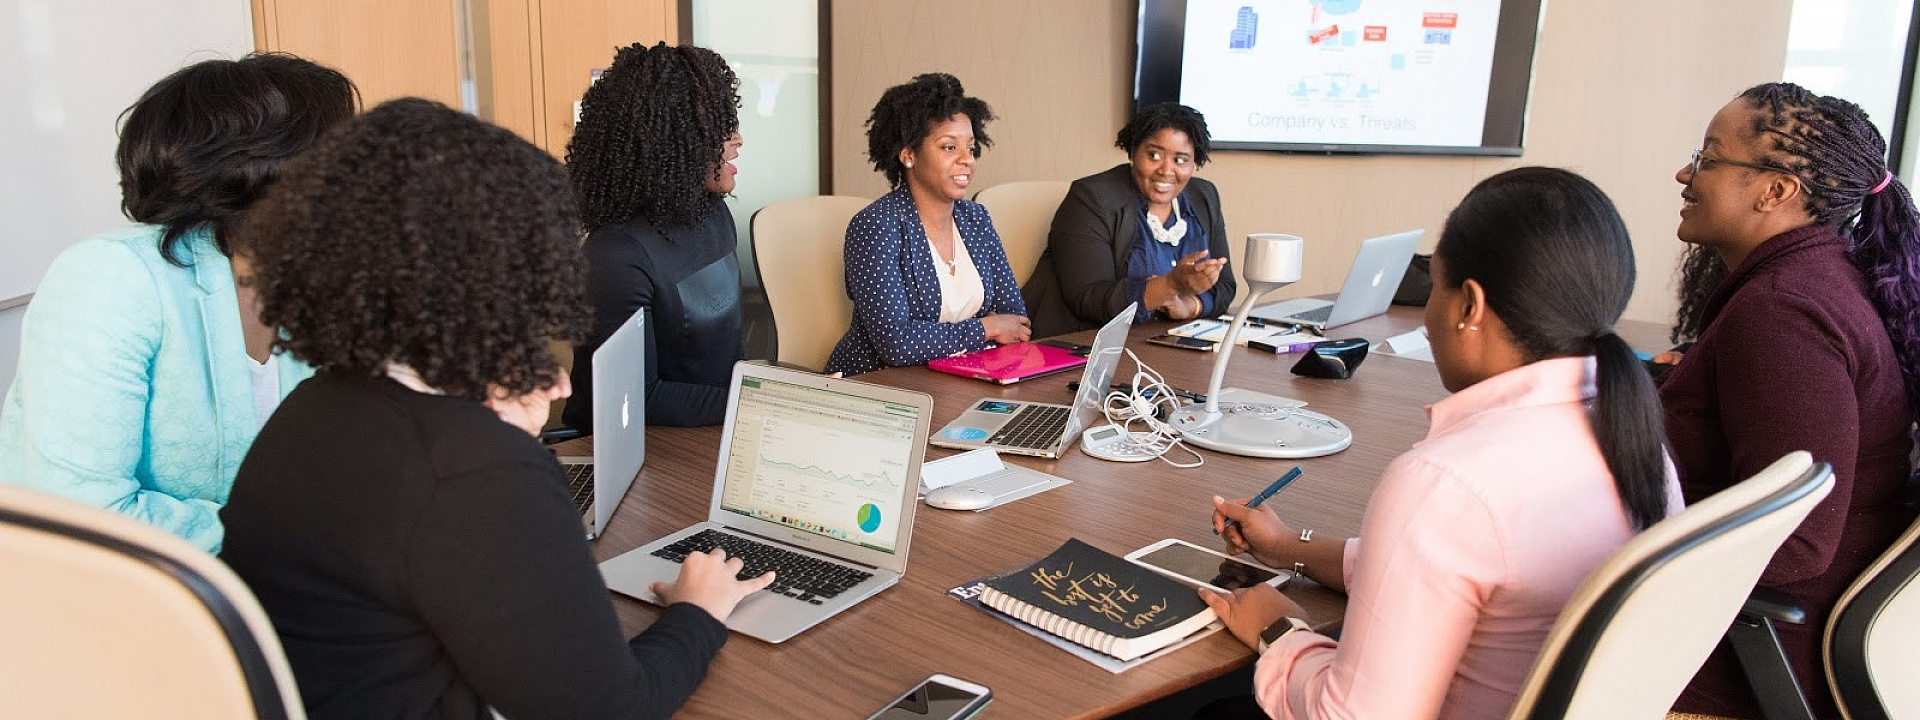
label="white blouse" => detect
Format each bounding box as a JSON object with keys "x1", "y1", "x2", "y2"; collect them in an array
[{"x1": 929, "y1": 232, "x2": 985, "y2": 323}]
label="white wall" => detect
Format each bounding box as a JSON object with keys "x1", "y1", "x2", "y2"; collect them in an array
[
  {"x1": 0, "y1": 304, "x2": 22, "y2": 395},
  {"x1": 0, "y1": 0, "x2": 254, "y2": 303}
]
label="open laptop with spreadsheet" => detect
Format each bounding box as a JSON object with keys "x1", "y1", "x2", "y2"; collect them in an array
[
  {"x1": 929, "y1": 304, "x2": 1134, "y2": 459},
  {"x1": 1251, "y1": 229, "x2": 1424, "y2": 331},
  {"x1": 597, "y1": 362, "x2": 934, "y2": 643},
  {"x1": 555, "y1": 307, "x2": 645, "y2": 540}
]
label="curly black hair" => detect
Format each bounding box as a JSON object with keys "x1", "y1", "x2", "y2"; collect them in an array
[
  {"x1": 567, "y1": 43, "x2": 741, "y2": 232},
  {"x1": 1116, "y1": 102, "x2": 1212, "y2": 166},
  {"x1": 245, "y1": 98, "x2": 590, "y2": 401},
  {"x1": 865, "y1": 73, "x2": 994, "y2": 188},
  {"x1": 117, "y1": 52, "x2": 357, "y2": 265}
]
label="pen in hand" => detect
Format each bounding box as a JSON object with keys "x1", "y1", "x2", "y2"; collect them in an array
[{"x1": 1214, "y1": 466, "x2": 1303, "y2": 538}]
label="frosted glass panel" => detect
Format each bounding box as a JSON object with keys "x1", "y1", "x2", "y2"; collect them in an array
[
  {"x1": 693, "y1": 0, "x2": 821, "y2": 288},
  {"x1": 1783, "y1": 0, "x2": 1912, "y2": 148}
]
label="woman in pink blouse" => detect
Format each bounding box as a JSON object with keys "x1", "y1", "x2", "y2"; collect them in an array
[{"x1": 1195, "y1": 167, "x2": 1683, "y2": 720}]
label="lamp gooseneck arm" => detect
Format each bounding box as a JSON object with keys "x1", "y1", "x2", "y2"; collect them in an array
[{"x1": 1203, "y1": 281, "x2": 1290, "y2": 414}]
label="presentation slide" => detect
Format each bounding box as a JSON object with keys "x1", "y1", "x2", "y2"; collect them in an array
[{"x1": 1178, "y1": 0, "x2": 1504, "y2": 148}]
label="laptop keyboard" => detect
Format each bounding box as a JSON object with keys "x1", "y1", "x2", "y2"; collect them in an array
[
  {"x1": 563, "y1": 463, "x2": 593, "y2": 514},
  {"x1": 987, "y1": 405, "x2": 1071, "y2": 450},
  {"x1": 650, "y1": 529, "x2": 874, "y2": 604},
  {"x1": 1287, "y1": 305, "x2": 1334, "y2": 325}
]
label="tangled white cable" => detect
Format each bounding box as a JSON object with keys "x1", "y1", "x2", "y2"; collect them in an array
[{"x1": 1096, "y1": 348, "x2": 1204, "y2": 468}]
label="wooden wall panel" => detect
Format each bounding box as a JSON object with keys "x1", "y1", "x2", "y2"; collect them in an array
[
  {"x1": 534, "y1": 0, "x2": 679, "y2": 156},
  {"x1": 831, "y1": 0, "x2": 1794, "y2": 326},
  {"x1": 252, "y1": 0, "x2": 464, "y2": 109}
]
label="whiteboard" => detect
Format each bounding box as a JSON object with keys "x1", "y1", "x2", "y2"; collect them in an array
[{"x1": 0, "y1": 0, "x2": 254, "y2": 303}]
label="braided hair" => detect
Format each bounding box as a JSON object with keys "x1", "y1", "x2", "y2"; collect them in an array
[
  {"x1": 1437, "y1": 167, "x2": 1671, "y2": 530},
  {"x1": 1732, "y1": 83, "x2": 1920, "y2": 436},
  {"x1": 864, "y1": 73, "x2": 995, "y2": 188},
  {"x1": 568, "y1": 43, "x2": 740, "y2": 232}
]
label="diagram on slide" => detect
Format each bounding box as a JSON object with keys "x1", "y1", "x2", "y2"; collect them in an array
[{"x1": 1182, "y1": 0, "x2": 1503, "y2": 147}]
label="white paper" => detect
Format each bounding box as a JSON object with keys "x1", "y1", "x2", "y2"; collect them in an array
[
  {"x1": 919, "y1": 447, "x2": 1004, "y2": 494},
  {"x1": 1375, "y1": 327, "x2": 1435, "y2": 362}
]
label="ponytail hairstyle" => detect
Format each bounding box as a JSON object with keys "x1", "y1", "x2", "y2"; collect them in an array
[
  {"x1": 1436, "y1": 167, "x2": 1670, "y2": 530},
  {"x1": 1737, "y1": 83, "x2": 1920, "y2": 444}
]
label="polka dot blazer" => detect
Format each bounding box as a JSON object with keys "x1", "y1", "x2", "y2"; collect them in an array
[{"x1": 825, "y1": 188, "x2": 1027, "y2": 376}]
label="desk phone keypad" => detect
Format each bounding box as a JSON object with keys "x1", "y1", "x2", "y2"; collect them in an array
[
  {"x1": 989, "y1": 405, "x2": 1071, "y2": 449},
  {"x1": 651, "y1": 529, "x2": 873, "y2": 604}
]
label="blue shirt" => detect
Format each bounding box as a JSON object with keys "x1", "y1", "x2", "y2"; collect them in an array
[{"x1": 1124, "y1": 191, "x2": 1215, "y2": 322}]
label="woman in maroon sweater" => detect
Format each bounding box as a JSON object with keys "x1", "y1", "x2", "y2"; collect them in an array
[{"x1": 1663, "y1": 83, "x2": 1920, "y2": 718}]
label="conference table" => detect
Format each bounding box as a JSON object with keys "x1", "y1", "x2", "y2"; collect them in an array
[{"x1": 574, "y1": 306, "x2": 1670, "y2": 719}]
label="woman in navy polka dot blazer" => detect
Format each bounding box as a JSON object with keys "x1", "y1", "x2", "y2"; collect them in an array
[{"x1": 825, "y1": 73, "x2": 1030, "y2": 376}]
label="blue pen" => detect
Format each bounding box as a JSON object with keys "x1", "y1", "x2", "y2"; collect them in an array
[{"x1": 1216, "y1": 466, "x2": 1303, "y2": 536}]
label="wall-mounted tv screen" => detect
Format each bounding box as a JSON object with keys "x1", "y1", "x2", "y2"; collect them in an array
[{"x1": 1135, "y1": 0, "x2": 1546, "y2": 156}]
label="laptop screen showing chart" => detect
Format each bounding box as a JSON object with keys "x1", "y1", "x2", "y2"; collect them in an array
[{"x1": 717, "y1": 376, "x2": 921, "y2": 555}]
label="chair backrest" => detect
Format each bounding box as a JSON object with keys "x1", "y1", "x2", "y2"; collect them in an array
[
  {"x1": 972, "y1": 180, "x2": 1070, "y2": 286},
  {"x1": 1507, "y1": 451, "x2": 1835, "y2": 720},
  {"x1": 1826, "y1": 510, "x2": 1920, "y2": 720},
  {"x1": 751, "y1": 195, "x2": 869, "y2": 371},
  {"x1": 0, "y1": 483, "x2": 306, "y2": 720}
]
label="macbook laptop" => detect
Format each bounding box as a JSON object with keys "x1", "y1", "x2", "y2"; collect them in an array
[
  {"x1": 930, "y1": 304, "x2": 1134, "y2": 458},
  {"x1": 598, "y1": 362, "x2": 934, "y2": 643},
  {"x1": 1251, "y1": 230, "x2": 1424, "y2": 331},
  {"x1": 927, "y1": 340, "x2": 1089, "y2": 384},
  {"x1": 556, "y1": 307, "x2": 646, "y2": 540}
]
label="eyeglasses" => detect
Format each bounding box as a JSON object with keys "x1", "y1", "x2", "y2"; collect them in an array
[{"x1": 1690, "y1": 149, "x2": 1792, "y2": 178}]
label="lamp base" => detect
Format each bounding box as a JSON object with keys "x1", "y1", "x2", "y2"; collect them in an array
[{"x1": 1169, "y1": 388, "x2": 1353, "y2": 459}]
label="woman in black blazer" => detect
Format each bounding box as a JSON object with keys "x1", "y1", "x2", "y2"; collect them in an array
[{"x1": 1025, "y1": 102, "x2": 1237, "y2": 338}]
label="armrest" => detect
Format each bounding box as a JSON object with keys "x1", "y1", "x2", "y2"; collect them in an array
[{"x1": 1739, "y1": 587, "x2": 1807, "y2": 625}]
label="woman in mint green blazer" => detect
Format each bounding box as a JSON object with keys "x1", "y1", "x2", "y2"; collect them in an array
[{"x1": 0, "y1": 54, "x2": 355, "y2": 551}]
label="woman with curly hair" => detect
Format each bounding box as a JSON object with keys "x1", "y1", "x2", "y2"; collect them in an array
[
  {"x1": 219, "y1": 99, "x2": 772, "y2": 720},
  {"x1": 0, "y1": 54, "x2": 354, "y2": 551},
  {"x1": 1025, "y1": 102, "x2": 1237, "y2": 338},
  {"x1": 825, "y1": 72, "x2": 1029, "y2": 376},
  {"x1": 1662, "y1": 83, "x2": 1920, "y2": 719},
  {"x1": 565, "y1": 42, "x2": 745, "y2": 428}
]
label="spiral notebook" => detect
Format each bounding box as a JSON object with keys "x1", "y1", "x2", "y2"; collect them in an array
[{"x1": 976, "y1": 538, "x2": 1217, "y2": 662}]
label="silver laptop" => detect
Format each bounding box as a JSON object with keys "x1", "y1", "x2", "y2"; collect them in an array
[
  {"x1": 598, "y1": 362, "x2": 934, "y2": 643},
  {"x1": 930, "y1": 304, "x2": 1134, "y2": 458},
  {"x1": 1251, "y1": 230, "x2": 1424, "y2": 330},
  {"x1": 557, "y1": 307, "x2": 646, "y2": 540}
]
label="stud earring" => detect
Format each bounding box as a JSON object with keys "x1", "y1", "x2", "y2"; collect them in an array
[
  {"x1": 1456, "y1": 322, "x2": 1466, "y2": 331},
  {"x1": 905, "y1": 161, "x2": 913, "y2": 169}
]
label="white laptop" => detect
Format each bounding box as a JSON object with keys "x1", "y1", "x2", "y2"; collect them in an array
[
  {"x1": 557, "y1": 307, "x2": 646, "y2": 540},
  {"x1": 598, "y1": 361, "x2": 934, "y2": 643},
  {"x1": 930, "y1": 304, "x2": 1134, "y2": 459},
  {"x1": 1251, "y1": 230, "x2": 1424, "y2": 331}
]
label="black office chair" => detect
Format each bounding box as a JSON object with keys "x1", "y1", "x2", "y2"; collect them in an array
[{"x1": 1729, "y1": 511, "x2": 1920, "y2": 720}]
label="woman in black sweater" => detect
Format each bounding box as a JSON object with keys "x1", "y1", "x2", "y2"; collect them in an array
[
  {"x1": 564, "y1": 42, "x2": 746, "y2": 429},
  {"x1": 221, "y1": 99, "x2": 772, "y2": 720}
]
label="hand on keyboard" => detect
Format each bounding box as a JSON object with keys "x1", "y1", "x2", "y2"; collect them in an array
[{"x1": 651, "y1": 548, "x2": 776, "y2": 622}]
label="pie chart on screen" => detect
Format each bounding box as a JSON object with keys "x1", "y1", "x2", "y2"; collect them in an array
[{"x1": 857, "y1": 503, "x2": 883, "y2": 533}]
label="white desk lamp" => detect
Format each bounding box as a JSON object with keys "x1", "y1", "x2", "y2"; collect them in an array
[{"x1": 1169, "y1": 233, "x2": 1354, "y2": 458}]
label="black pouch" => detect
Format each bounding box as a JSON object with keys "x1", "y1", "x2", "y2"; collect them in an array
[
  {"x1": 1291, "y1": 338, "x2": 1370, "y2": 379},
  {"x1": 1392, "y1": 254, "x2": 1432, "y2": 306}
]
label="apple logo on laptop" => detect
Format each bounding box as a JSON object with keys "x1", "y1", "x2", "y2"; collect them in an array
[
  {"x1": 621, "y1": 394, "x2": 632, "y2": 429},
  {"x1": 1371, "y1": 269, "x2": 1386, "y2": 287}
]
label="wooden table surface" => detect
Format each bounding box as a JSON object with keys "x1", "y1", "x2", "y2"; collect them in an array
[{"x1": 575, "y1": 306, "x2": 1672, "y2": 719}]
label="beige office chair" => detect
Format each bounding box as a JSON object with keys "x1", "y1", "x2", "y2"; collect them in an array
[
  {"x1": 972, "y1": 180, "x2": 1070, "y2": 286},
  {"x1": 0, "y1": 483, "x2": 307, "y2": 720},
  {"x1": 1728, "y1": 507, "x2": 1920, "y2": 720},
  {"x1": 1505, "y1": 451, "x2": 1835, "y2": 720},
  {"x1": 751, "y1": 195, "x2": 868, "y2": 371}
]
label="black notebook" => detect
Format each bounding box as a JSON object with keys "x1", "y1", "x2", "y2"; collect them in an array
[{"x1": 978, "y1": 538, "x2": 1217, "y2": 661}]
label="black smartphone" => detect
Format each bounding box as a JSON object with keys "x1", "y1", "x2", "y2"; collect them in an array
[
  {"x1": 863, "y1": 674, "x2": 993, "y2": 720},
  {"x1": 1146, "y1": 333, "x2": 1216, "y2": 351},
  {"x1": 1037, "y1": 339, "x2": 1093, "y2": 356}
]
